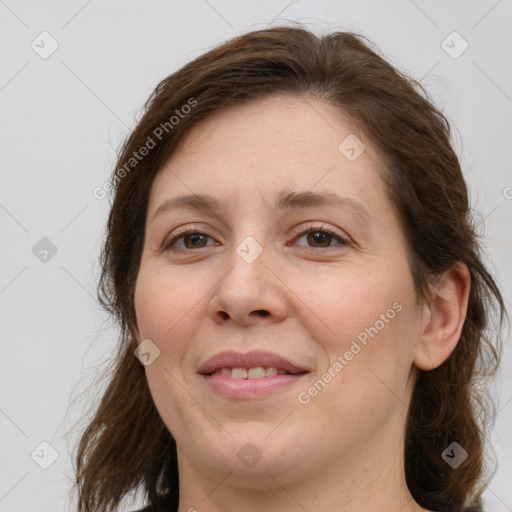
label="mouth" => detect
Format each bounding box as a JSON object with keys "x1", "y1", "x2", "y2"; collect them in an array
[
  {"x1": 197, "y1": 350, "x2": 310, "y2": 399},
  {"x1": 207, "y1": 366, "x2": 308, "y2": 379}
]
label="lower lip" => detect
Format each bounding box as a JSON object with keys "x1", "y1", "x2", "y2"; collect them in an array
[{"x1": 200, "y1": 373, "x2": 308, "y2": 399}]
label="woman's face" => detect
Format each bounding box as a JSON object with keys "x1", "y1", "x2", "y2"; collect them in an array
[{"x1": 134, "y1": 94, "x2": 424, "y2": 485}]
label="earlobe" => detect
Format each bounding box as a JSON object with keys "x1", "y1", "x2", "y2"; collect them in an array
[{"x1": 413, "y1": 262, "x2": 471, "y2": 371}]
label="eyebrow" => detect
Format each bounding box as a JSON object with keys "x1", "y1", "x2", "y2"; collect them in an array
[{"x1": 151, "y1": 190, "x2": 371, "y2": 224}]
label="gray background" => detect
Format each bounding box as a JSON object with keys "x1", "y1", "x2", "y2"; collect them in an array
[{"x1": 0, "y1": 1, "x2": 510, "y2": 511}]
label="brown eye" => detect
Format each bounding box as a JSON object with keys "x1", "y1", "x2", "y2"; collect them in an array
[
  {"x1": 164, "y1": 230, "x2": 217, "y2": 251},
  {"x1": 292, "y1": 227, "x2": 349, "y2": 249},
  {"x1": 306, "y1": 231, "x2": 336, "y2": 247},
  {"x1": 182, "y1": 233, "x2": 208, "y2": 249}
]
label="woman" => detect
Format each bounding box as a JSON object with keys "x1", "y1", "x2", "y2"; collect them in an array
[{"x1": 75, "y1": 25, "x2": 505, "y2": 512}]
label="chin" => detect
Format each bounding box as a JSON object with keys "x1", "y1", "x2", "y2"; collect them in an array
[{"x1": 194, "y1": 431, "x2": 306, "y2": 483}]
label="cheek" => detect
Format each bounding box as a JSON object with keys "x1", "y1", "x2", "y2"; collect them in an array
[
  {"x1": 296, "y1": 268, "x2": 417, "y2": 385},
  {"x1": 290, "y1": 268, "x2": 392, "y2": 350},
  {"x1": 134, "y1": 267, "x2": 208, "y2": 433},
  {"x1": 134, "y1": 265, "x2": 205, "y2": 344},
  {"x1": 315, "y1": 298, "x2": 418, "y2": 416}
]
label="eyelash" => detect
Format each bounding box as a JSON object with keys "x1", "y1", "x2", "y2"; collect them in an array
[{"x1": 163, "y1": 223, "x2": 350, "y2": 252}]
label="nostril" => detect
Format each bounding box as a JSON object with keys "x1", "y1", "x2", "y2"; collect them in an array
[{"x1": 254, "y1": 310, "x2": 269, "y2": 317}]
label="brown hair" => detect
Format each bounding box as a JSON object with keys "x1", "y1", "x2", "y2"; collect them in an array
[{"x1": 75, "y1": 24, "x2": 506, "y2": 512}]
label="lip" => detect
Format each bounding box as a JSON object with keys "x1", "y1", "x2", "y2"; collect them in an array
[
  {"x1": 197, "y1": 350, "x2": 309, "y2": 375},
  {"x1": 197, "y1": 350, "x2": 310, "y2": 400}
]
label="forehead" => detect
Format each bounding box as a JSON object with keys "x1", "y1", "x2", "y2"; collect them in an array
[{"x1": 148, "y1": 94, "x2": 388, "y2": 216}]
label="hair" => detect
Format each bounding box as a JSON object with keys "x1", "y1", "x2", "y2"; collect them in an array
[{"x1": 75, "y1": 23, "x2": 506, "y2": 512}]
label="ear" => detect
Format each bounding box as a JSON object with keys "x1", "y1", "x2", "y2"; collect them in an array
[{"x1": 413, "y1": 262, "x2": 471, "y2": 371}]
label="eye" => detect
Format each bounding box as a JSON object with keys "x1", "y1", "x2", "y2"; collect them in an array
[
  {"x1": 162, "y1": 223, "x2": 350, "y2": 253},
  {"x1": 163, "y1": 229, "x2": 218, "y2": 251},
  {"x1": 289, "y1": 224, "x2": 350, "y2": 249}
]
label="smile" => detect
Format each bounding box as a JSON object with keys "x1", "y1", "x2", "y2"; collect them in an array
[
  {"x1": 197, "y1": 350, "x2": 310, "y2": 399},
  {"x1": 210, "y1": 366, "x2": 302, "y2": 379}
]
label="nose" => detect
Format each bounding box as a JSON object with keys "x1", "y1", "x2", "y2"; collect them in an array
[{"x1": 208, "y1": 241, "x2": 288, "y2": 327}]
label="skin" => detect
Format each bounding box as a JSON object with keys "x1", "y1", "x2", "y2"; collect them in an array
[{"x1": 133, "y1": 94, "x2": 470, "y2": 512}]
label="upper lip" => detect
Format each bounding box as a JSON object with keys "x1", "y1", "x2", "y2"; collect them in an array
[{"x1": 197, "y1": 350, "x2": 310, "y2": 375}]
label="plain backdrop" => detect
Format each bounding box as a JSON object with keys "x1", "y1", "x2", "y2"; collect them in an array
[{"x1": 1, "y1": 1, "x2": 511, "y2": 511}]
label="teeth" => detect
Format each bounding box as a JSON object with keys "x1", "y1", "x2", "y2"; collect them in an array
[
  {"x1": 212, "y1": 366, "x2": 287, "y2": 379},
  {"x1": 232, "y1": 367, "x2": 248, "y2": 379},
  {"x1": 248, "y1": 367, "x2": 266, "y2": 379}
]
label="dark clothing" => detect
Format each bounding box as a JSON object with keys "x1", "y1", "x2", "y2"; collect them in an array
[{"x1": 134, "y1": 501, "x2": 484, "y2": 512}]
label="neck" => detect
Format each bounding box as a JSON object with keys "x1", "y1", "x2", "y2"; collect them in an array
[
  {"x1": 176, "y1": 415, "x2": 430, "y2": 512},
  {"x1": 177, "y1": 465, "x2": 426, "y2": 512}
]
